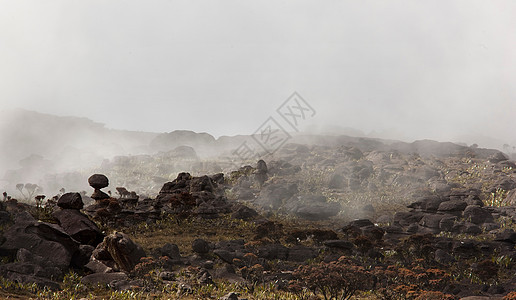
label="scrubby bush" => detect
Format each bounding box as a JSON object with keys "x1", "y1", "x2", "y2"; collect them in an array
[{"x1": 292, "y1": 256, "x2": 374, "y2": 300}]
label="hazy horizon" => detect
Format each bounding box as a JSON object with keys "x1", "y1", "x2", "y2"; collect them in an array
[{"x1": 1, "y1": 1, "x2": 515, "y2": 145}]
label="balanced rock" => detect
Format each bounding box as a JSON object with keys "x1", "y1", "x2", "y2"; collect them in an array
[
  {"x1": 88, "y1": 174, "x2": 109, "y2": 189},
  {"x1": 88, "y1": 174, "x2": 110, "y2": 201}
]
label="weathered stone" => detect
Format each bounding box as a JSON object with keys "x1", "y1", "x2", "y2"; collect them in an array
[
  {"x1": 88, "y1": 174, "x2": 109, "y2": 189},
  {"x1": 323, "y1": 240, "x2": 354, "y2": 250},
  {"x1": 494, "y1": 229, "x2": 516, "y2": 243},
  {"x1": 287, "y1": 245, "x2": 317, "y2": 262},
  {"x1": 393, "y1": 211, "x2": 424, "y2": 226},
  {"x1": 435, "y1": 249, "x2": 455, "y2": 265},
  {"x1": 192, "y1": 239, "x2": 210, "y2": 254},
  {"x1": 57, "y1": 192, "x2": 84, "y2": 210},
  {"x1": 52, "y1": 208, "x2": 103, "y2": 246},
  {"x1": 0, "y1": 212, "x2": 79, "y2": 269},
  {"x1": 231, "y1": 204, "x2": 258, "y2": 221},
  {"x1": 85, "y1": 260, "x2": 113, "y2": 273},
  {"x1": 213, "y1": 249, "x2": 237, "y2": 264},
  {"x1": 348, "y1": 219, "x2": 374, "y2": 228},
  {"x1": 257, "y1": 244, "x2": 288, "y2": 260},
  {"x1": 91, "y1": 190, "x2": 110, "y2": 201},
  {"x1": 104, "y1": 232, "x2": 146, "y2": 272},
  {"x1": 438, "y1": 200, "x2": 468, "y2": 212},
  {"x1": 439, "y1": 216, "x2": 457, "y2": 232},
  {"x1": 462, "y1": 223, "x2": 482, "y2": 234},
  {"x1": 463, "y1": 205, "x2": 493, "y2": 225},
  {"x1": 419, "y1": 214, "x2": 446, "y2": 229},
  {"x1": 156, "y1": 243, "x2": 181, "y2": 259}
]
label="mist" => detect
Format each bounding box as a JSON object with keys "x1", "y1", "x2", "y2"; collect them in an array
[{"x1": 1, "y1": 1, "x2": 515, "y2": 197}]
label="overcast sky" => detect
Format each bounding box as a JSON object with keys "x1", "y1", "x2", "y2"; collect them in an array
[{"x1": 1, "y1": 0, "x2": 515, "y2": 144}]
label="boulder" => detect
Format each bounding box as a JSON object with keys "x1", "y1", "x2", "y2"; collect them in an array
[
  {"x1": 323, "y1": 240, "x2": 354, "y2": 250},
  {"x1": 393, "y1": 211, "x2": 424, "y2": 226},
  {"x1": 104, "y1": 232, "x2": 146, "y2": 272},
  {"x1": 52, "y1": 208, "x2": 104, "y2": 246},
  {"x1": 155, "y1": 243, "x2": 181, "y2": 259},
  {"x1": 81, "y1": 272, "x2": 128, "y2": 285},
  {"x1": 463, "y1": 205, "x2": 493, "y2": 225},
  {"x1": 88, "y1": 174, "x2": 109, "y2": 189},
  {"x1": 57, "y1": 192, "x2": 84, "y2": 210},
  {"x1": 257, "y1": 244, "x2": 288, "y2": 260},
  {"x1": 488, "y1": 151, "x2": 509, "y2": 163},
  {"x1": 438, "y1": 200, "x2": 468, "y2": 213},
  {"x1": 287, "y1": 245, "x2": 317, "y2": 262},
  {"x1": 231, "y1": 204, "x2": 258, "y2": 221},
  {"x1": 0, "y1": 212, "x2": 79, "y2": 269},
  {"x1": 192, "y1": 239, "x2": 210, "y2": 254}
]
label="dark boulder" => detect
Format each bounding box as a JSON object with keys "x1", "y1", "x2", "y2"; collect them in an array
[
  {"x1": 52, "y1": 208, "x2": 104, "y2": 246},
  {"x1": 393, "y1": 211, "x2": 424, "y2": 226},
  {"x1": 438, "y1": 200, "x2": 468, "y2": 213},
  {"x1": 494, "y1": 229, "x2": 516, "y2": 243},
  {"x1": 257, "y1": 244, "x2": 288, "y2": 260},
  {"x1": 348, "y1": 219, "x2": 374, "y2": 228},
  {"x1": 104, "y1": 232, "x2": 146, "y2": 272},
  {"x1": 57, "y1": 192, "x2": 84, "y2": 210},
  {"x1": 488, "y1": 151, "x2": 509, "y2": 163},
  {"x1": 155, "y1": 243, "x2": 181, "y2": 259},
  {"x1": 88, "y1": 174, "x2": 109, "y2": 189},
  {"x1": 463, "y1": 205, "x2": 493, "y2": 225},
  {"x1": 0, "y1": 212, "x2": 79, "y2": 269},
  {"x1": 323, "y1": 240, "x2": 354, "y2": 250},
  {"x1": 192, "y1": 239, "x2": 210, "y2": 254},
  {"x1": 231, "y1": 204, "x2": 258, "y2": 221},
  {"x1": 287, "y1": 245, "x2": 317, "y2": 262},
  {"x1": 81, "y1": 272, "x2": 128, "y2": 285}
]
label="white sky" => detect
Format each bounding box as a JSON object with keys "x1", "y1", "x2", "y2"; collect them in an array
[{"x1": 0, "y1": 0, "x2": 515, "y2": 142}]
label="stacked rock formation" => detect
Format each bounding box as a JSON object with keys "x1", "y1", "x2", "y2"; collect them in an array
[{"x1": 89, "y1": 174, "x2": 110, "y2": 201}]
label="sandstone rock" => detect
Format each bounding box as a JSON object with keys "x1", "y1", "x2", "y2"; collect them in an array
[
  {"x1": 0, "y1": 212, "x2": 79, "y2": 269},
  {"x1": 257, "y1": 244, "x2": 288, "y2": 260},
  {"x1": 348, "y1": 219, "x2": 374, "y2": 228},
  {"x1": 213, "y1": 249, "x2": 238, "y2": 264},
  {"x1": 439, "y1": 216, "x2": 457, "y2": 232},
  {"x1": 323, "y1": 240, "x2": 354, "y2": 250},
  {"x1": 88, "y1": 174, "x2": 109, "y2": 189},
  {"x1": 488, "y1": 151, "x2": 509, "y2": 163},
  {"x1": 419, "y1": 214, "x2": 446, "y2": 229},
  {"x1": 81, "y1": 272, "x2": 128, "y2": 285},
  {"x1": 494, "y1": 229, "x2": 516, "y2": 243},
  {"x1": 104, "y1": 232, "x2": 146, "y2": 272},
  {"x1": 85, "y1": 260, "x2": 113, "y2": 273},
  {"x1": 438, "y1": 200, "x2": 468, "y2": 212},
  {"x1": 463, "y1": 205, "x2": 493, "y2": 225},
  {"x1": 192, "y1": 239, "x2": 210, "y2": 254},
  {"x1": 57, "y1": 192, "x2": 84, "y2": 210},
  {"x1": 156, "y1": 243, "x2": 181, "y2": 259},
  {"x1": 435, "y1": 249, "x2": 456, "y2": 264},
  {"x1": 52, "y1": 208, "x2": 103, "y2": 246},
  {"x1": 287, "y1": 245, "x2": 317, "y2": 262},
  {"x1": 393, "y1": 211, "x2": 424, "y2": 226},
  {"x1": 231, "y1": 204, "x2": 258, "y2": 221}
]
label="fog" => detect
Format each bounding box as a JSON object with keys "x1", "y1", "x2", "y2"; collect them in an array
[{"x1": 1, "y1": 1, "x2": 515, "y2": 197}]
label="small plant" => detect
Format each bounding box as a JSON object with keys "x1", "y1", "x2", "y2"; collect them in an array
[{"x1": 485, "y1": 188, "x2": 509, "y2": 207}]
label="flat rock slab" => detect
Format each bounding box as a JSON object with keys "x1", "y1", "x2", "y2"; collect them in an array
[{"x1": 81, "y1": 272, "x2": 128, "y2": 285}]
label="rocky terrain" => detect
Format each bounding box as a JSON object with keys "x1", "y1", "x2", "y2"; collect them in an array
[{"x1": 2, "y1": 137, "x2": 516, "y2": 299}]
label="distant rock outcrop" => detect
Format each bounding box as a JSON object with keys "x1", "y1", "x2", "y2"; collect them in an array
[{"x1": 150, "y1": 130, "x2": 216, "y2": 152}]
